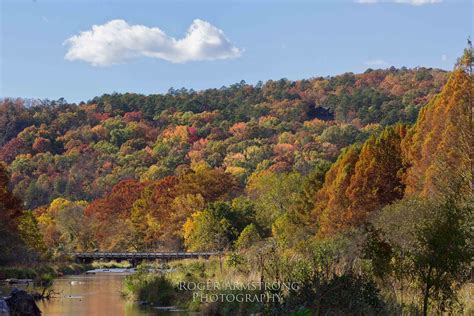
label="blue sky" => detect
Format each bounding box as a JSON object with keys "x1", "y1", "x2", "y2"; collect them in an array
[{"x1": 1, "y1": 0, "x2": 472, "y2": 103}]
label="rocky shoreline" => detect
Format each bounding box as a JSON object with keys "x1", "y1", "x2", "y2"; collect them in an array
[{"x1": 1, "y1": 288, "x2": 42, "y2": 316}]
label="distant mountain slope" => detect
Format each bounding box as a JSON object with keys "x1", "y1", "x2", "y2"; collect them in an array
[{"x1": 0, "y1": 67, "x2": 447, "y2": 209}]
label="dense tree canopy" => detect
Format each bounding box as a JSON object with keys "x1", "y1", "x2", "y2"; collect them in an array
[
  {"x1": 1, "y1": 55, "x2": 472, "y2": 315},
  {"x1": 0, "y1": 67, "x2": 446, "y2": 210}
]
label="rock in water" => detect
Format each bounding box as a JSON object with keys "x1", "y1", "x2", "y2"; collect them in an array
[
  {"x1": 0, "y1": 298, "x2": 10, "y2": 315},
  {"x1": 5, "y1": 288, "x2": 41, "y2": 316}
]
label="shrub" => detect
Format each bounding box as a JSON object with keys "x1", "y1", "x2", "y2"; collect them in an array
[
  {"x1": 281, "y1": 273, "x2": 387, "y2": 316},
  {"x1": 123, "y1": 271, "x2": 175, "y2": 306}
]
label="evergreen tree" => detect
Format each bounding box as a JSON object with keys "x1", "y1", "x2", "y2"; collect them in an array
[
  {"x1": 346, "y1": 124, "x2": 407, "y2": 225},
  {"x1": 313, "y1": 145, "x2": 360, "y2": 237},
  {"x1": 403, "y1": 49, "x2": 473, "y2": 197}
]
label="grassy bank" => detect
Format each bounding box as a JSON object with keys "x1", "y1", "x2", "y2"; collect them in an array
[
  {"x1": 0, "y1": 262, "x2": 92, "y2": 281},
  {"x1": 0, "y1": 259, "x2": 133, "y2": 281},
  {"x1": 89, "y1": 260, "x2": 132, "y2": 269},
  {"x1": 121, "y1": 256, "x2": 474, "y2": 316},
  {"x1": 122, "y1": 258, "x2": 265, "y2": 314}
]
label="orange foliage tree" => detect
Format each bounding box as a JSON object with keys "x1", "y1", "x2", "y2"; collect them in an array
[{"x1": 402, "y1": 59, "x2": 473, "y2": 197}]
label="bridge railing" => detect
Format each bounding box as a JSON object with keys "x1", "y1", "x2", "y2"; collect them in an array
[{"x1": 72, "y1": 252, "x2": 221, "y2": 259}]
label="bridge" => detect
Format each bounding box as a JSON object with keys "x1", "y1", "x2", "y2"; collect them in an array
[{"x1": 73, "y1": 252, "x2": 219, "y2": 266}]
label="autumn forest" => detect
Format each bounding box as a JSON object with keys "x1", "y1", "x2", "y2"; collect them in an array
[{"x1": 0, "y1": 48, "x2": 472, "y2": 315}]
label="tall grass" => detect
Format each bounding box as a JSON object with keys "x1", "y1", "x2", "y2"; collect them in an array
[
  {"x1": 122, "y1": 267, "x2": 175, "y2": 306},
  {"x1": 121, "y1": 257, "x2": 265, "y2": 313}
]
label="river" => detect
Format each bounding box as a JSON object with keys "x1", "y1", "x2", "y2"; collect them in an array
[{"x1": 2, "y1": 271, "x2": 192, "y2": 316}]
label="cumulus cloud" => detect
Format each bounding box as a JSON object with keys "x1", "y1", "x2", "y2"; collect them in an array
[
  {"x1": 356, "y1": 0, "x2": 441, "y2": 5},
  {"x1": 64, "y1": 19, "x2": 242, "y2": 66}
]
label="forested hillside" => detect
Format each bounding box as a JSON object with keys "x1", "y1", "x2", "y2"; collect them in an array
[
  {"x1": 1, "y1": 67, "x2": 446, "y2": 209},
  {"x1": 0, "y1": 67, "x2": 449, "y2": 250},
  {"x1": 1, "y1": 59, "x2": 472, "y2": 314}
]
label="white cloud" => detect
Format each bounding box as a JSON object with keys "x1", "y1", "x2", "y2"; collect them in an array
[
  {"x1": 365, "y1": 59, "x2": 389, "y2": 66},
  {"x1": 394, "y1": 0, "x2": 441, "y2": 4},
  {"x1": 64, "y1": 19, "x2": 242, "y2": 66},
  {"x1": 356, "y1": 0, "x2": 441, "y2": 5}
]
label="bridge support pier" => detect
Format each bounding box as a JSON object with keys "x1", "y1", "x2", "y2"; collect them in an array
[{"x1": 75, "y1": 257, "x2": 92, "y2": 264}]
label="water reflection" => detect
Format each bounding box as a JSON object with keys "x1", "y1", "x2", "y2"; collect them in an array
[{"x1": 2, "y1": 272, "x2": 190, "y2": 316}]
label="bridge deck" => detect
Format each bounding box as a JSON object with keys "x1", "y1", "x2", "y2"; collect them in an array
[{"x1": 73, "y1": 252, "x2": 219, "y2": 260}]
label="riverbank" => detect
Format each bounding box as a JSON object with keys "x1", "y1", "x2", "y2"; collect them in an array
[
  {"x1": 122, "y1": 257, "x2": 264, "y2": 315},
  {"x1": 122, "y1": 256, "x2": 474, "y2": 316},
  {"x1": 0, "y1": 260, "x2": 133, "y2": 282},
  {"x1": 0, "y1": 263, "x2": 91, "y2": 281}
]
